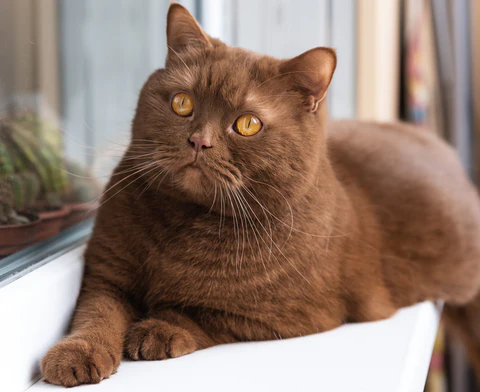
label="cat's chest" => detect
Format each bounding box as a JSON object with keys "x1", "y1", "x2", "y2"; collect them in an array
[
  {"x1": 131, "y1": 210, "x2": 348, "y2": 335},
  {"x1": 143, "y1": 227, "x2": 279, "y2": 307},
  {"x1": 135, "y1": 201, "x2": 338, "y2": 312},
  {"x1": 142, "y1": 225, "x2": 325, "y2": 311}
]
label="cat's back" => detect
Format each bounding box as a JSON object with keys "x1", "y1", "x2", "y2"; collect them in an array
[
  {"x1": 327, "y1": 120, "x2": 480, "y2": 305},
  {"x1": 327, "y1": 120, "x2": 474, "y2": 209}
]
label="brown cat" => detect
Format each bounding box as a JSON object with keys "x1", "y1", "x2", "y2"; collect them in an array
[{"x1": 41, "y1": 3, "x2": 480, "y2": 387}]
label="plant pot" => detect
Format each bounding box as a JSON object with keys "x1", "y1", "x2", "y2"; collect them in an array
[
  {"x1": 0, "y1": 212, "x2": 40, "y2": 257},
  {"x1": 62, "y1": 201, "x2": 99, "y2": 230},
  {"x1": 35, "y1": 204, "x2": 71, "y2": 242}
]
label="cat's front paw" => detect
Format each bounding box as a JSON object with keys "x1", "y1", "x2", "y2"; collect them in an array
[
  {"x1": 124, "y1": 319, "x2": 197, "y2": 360},
  {"x1": 41, "y1": 338, "x2": 119, "y2": 387}
]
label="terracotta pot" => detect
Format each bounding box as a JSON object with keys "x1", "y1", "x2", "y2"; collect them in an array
[
  {"x1": 35, "y1": 205, "x2": 71, "y2": 242},
  {"x1": 0, "y1": 212, "x2": 40, "y2": 257},
  {"x1": 62, "y1": 201, "x2": 99, "y2": 230}
]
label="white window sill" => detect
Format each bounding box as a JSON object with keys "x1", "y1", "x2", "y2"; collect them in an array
[{"x1": 1, "y1": 244, "x2": 440, "y2": 392}]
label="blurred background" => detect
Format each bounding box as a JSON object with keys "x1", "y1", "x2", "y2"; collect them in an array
[{"x1": 0, "y1": 0, "x2": 478, "y2": 391}]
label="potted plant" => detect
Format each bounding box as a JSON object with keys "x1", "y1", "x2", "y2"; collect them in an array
[
  {"x1": 7, "y1": 115, "x2": 70, "y2": 242},
  {"x1": 3, "y1": 113, "x2": 103, "y2": 240},
  {"x1": 0, "y1": 135, "x2": 40, "y2": 257},
  {"x1": 20, "y1": 114, "x2": 102, "y2": 228}
]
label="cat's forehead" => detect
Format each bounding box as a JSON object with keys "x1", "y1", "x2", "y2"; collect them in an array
[{"x1": 164, "y1": 48, "x2": 280, "y2": 109}]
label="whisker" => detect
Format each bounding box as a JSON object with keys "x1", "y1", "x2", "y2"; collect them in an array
[
  {"x1": 136, "y1": 166, "x2": 168, "y2": 199},
  {"x1": 155, "y1": 167, "x2": 173, "y2": 192},
  {"x1": 234, "y1": 188, "x2": 289, "y2": 283},
  {"x1": 243, "y1": 176, "x2": 294, "y2": 245},
  {"x1": 236, "y1": 189, "x2": 312, "y2": 286},
  {"x1": 219, "y1": 185, "x2": 225, "y2": 237},
  {"x1": 77, "y1": 161, "x2": 159, "y2": 220},
  {"x1": 60, "y1": 155, "x2": 158, "y2": 179},
  {"x1": 96, "y1": 164, "x2": 160, "y2": 210},
  {"x1": 242, "y1": 179, "x2": 348, "y2": 239},
  {"x1": 237, "y1": 188, "x2": 273, "y2": 260},
  {"x1": 167, "y1": 44, "x2": 195, "y2": 80},
  {"x1": 228, "y1": 184, "x2": 247, "y2": 270},
  {"x1": 90, "y1": 161, "x2": 158, "y2": 205},
  {"x1": 223, "y1": 183, "x2": 240, "y2": 274},
  {"x1": 232, "y1": 187, "x2": 263, "y2": 274},
  {"x1": 208, "y1": 182, "x2": 218, "y2": 214}
]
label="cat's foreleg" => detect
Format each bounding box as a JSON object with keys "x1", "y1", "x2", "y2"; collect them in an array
[{"x1": 41, "y1": 282, "x2": 135, "y2": 387}]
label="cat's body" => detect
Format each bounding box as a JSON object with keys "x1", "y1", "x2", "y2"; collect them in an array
[
  {"x1": 41, "y1": 4, "x2": 480, "y2": 387},
  {"x1": 330, "y1": 121, "x2": 480, "y2": 307},
  {"x1": 87, "y1": 118, "x2": 480, "y2": 339}
]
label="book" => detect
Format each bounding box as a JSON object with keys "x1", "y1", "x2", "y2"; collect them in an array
[{"x1": 402, "y1": 0, "x2": 445, "y2": 137}]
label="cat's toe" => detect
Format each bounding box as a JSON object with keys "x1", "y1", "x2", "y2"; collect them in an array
[
  {"x1": 124, "y1": 319, "x2": 197, "y2": 361},
  {"x1": 41, "y1": 339, "x2": 117, "y2": 387}
]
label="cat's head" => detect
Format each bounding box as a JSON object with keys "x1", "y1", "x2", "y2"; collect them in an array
[{"x1": 131, "y1": 3, "x2": 336, "y2": 214}]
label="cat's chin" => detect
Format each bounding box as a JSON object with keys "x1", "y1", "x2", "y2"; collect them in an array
[{"x1": 177, "y1": 165, "x2": 209, "y2": 197}]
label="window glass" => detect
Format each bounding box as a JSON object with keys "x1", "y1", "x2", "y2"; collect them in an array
[{"x1": 0, "y1": 0, "x2": 173, "y2": 260}]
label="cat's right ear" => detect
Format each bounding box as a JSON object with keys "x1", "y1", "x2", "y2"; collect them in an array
[{"x1": 166, "y1": 3, "x2": 211, "y2": 57}]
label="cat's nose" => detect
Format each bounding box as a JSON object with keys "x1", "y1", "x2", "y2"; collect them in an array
[{"x1": 189, "y1": 134, "x2": 212, "y2": 152}]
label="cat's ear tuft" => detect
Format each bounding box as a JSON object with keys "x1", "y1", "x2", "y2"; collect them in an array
[
  {"x1": 166, "y1": 3, "x2": 211, "y2": 55},
  {"x1": 280, "y1": 47, "x2": 337, "y2": 112}
]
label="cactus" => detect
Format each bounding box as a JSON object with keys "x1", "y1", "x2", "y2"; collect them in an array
[
  {"x1": 8, "y1": 117, "x2": 68, "y2": 209},
  {"x1": 0, "y1": 144, "x2": 31, "y2": 225},
  {"x1": 8, "y1": 174, "x2": 25, "y2": 210},
  {"x1": 20, "y1": 171, "x2": 40, "y2": 208},
  {"x1": 10, "y1": 124, "x2": 52, "y2": 189},
  {"x1": 0, "y1": 141, "x2": 14, "y2": 177},
  {"x1": 1, "y1": 113, "x2": 100, "y2": 221},
  {"x1": 0, "y1": 138, "x2": 15, "y2": 224},
  {"x1": 0, "y1": 178, "x2": 14, "y2": 224}
]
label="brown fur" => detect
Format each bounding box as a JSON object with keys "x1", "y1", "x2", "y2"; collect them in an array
[{"x1": 41, "y1": 4, "x2": 480, "y2": 386}]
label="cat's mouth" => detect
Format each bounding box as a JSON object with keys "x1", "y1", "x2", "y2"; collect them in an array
[
  {"x1": 180, "y1": 159, "x2": 202, "y2": 171},
  {"x1": 173, "y1": 154, "x2": 243, "y2": 196},
  {"x1": 177, "y1": 155, "x2": 209, "y2": 179},
  {"x1": 174, "y1": 160, "x2": 212, "y2": 198},
  {"x1": 183, "y1": 164, "x2": 202, "y2": 174},
  {"x1": 179, "y1": 149, "x2": 214, "y2": 173}
]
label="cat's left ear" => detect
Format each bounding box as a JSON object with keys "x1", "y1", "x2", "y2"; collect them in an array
[
  {"x1": 280, "y1": 47, "x2": 337, "y2": 112},
  {"x1": 166, "y1": 3, "x2": 211, "y2": 57}
]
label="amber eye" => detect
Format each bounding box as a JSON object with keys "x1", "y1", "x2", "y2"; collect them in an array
[
  {"x1": 234, "y1": 114, "x2": 263, "y2": 136},
  {"x1": 171, "y1": 92, "x2": 194, "y2": 117}
]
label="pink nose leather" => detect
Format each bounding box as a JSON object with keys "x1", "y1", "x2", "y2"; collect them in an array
[{"x1": 189, "y1": 135, "x2": 212, "y2": 152}]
